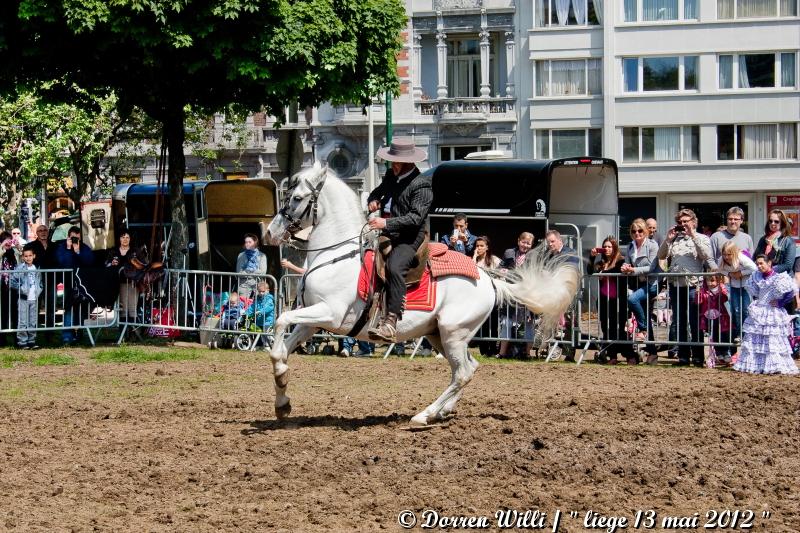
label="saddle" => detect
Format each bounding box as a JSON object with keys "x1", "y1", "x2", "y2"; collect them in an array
[
  {"x1": 122, "y1": 247, "x2": 165, "y2": 299},
  {"x1": 374, "y1": 236, "x2": 429, "y2": 286}
]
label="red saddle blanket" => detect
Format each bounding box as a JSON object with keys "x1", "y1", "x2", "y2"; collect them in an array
[
  {"x1": 358, "y1": 250, "x2": 436, "y2": 311},
  {"x1": 427, "y1": 242, "x2": 480, "y2": 279},
  {"x1": 356, "y1": 244, "x2": 479, "y2": 312}
]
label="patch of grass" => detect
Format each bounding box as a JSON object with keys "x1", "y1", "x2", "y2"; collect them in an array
[
  {"x1": 1, "y1": 352, "x2": 29, "y2": 368},
  {"x1": 33, "y1": 354, "x2": 76, "y2": 366},
  {"x1": 91, "y1": 346, "x2": 202, "y2": 364}
]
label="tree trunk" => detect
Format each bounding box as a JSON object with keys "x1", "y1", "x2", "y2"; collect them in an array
[
  {"x1": 164, "y1": 108, "x2": 188, "y2": 268},
  {"x1": 4, "y1": 182, "x2": 21, "y2": 231}
]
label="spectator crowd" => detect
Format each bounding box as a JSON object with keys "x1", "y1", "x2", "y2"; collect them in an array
[{"x1": 2, "y1": 206, "x2": 798, "y2": 376}]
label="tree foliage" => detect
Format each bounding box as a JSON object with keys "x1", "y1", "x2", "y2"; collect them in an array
[
  {"x1": 0, "y1": 86, "x2": 158, "y2": 227},
  {"x1": 1, "y1": 0, "x2": 406, "y2": 261}
]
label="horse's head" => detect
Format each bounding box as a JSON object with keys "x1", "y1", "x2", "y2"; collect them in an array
[{"x1": 267, "y1": 162, "x2": 329, "y2": 245}]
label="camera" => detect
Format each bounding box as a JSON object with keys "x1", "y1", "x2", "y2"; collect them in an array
[
  {"x1": 70, "y1": 236, "x2": 79, "y2": 244},
  {"x1": 593, "y1": 246, "x2": 604, "y2": 254},
  {"x1": 673, "y1": 224, "x2": 685, "y2": 235}
]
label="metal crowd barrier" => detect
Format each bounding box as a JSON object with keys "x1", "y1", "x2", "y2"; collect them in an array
[
  {"x1": 575, "y1": 270, "x2": 747, "y2": 365},
  {"x1": 278, "y1": 272, "x2": 575, "y2": 359},
  {"x1": 1, "y1": 265, "x2": 765, "y2": 366},
  {"x1": 117, "y1": 269, "x2": 278, "y2": 351},
  {"x1": 0, "y1": 268, "x2": 118, "y2": 347},
  {"x1": 277, "y1": 273, "x2": 381, "y2": 356}
]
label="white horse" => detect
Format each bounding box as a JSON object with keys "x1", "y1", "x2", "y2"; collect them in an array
[{"x1": 266, "y1": 163, "x2": 579, "y2": 425}]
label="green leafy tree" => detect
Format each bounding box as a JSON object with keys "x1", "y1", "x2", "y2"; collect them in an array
[
  {"x1": 0, "y1": 86, "x2": 159, "y2": 228},
  {"x1": 0, "y1": 92, "x2": 42, "y2": 228},
  {"x1": 1, "y1": 0, "x2": 406, "y2": 262}
]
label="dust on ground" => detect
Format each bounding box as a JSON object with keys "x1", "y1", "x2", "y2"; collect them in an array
[{"x1": 1, "y1": 349, "x2": 798, "y2": 532}]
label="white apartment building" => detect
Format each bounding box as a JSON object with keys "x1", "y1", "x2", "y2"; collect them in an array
[{"x1": 520, "y1": 0, "x2": 800, "y2": 238}]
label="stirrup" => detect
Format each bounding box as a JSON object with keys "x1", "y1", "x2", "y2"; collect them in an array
[{"x1": 368, "y1": 313, "x2": 397, "y2": 343}]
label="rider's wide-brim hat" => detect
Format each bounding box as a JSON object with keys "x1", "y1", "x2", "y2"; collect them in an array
[{"x1": 376, "y1": 137, "x2": 427, "y2": 163}]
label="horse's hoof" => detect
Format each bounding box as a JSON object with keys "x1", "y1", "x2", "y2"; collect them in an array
[
  {"x1": 275, "y1": 400, "x2": 292, "y2": 419},
  {"x1": 410, "y1": 413, "x2": 428, "y2": 426}
]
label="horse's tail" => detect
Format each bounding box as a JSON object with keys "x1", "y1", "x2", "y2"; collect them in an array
[{"x1": 492, "y1": 243, "x2": 581, "y2": 340}]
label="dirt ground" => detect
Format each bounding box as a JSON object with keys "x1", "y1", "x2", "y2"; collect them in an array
[{"x1": 1, "y1": 350, "x2": 798, "y2": 532}]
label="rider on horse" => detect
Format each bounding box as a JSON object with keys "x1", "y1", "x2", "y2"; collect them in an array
[{"x1": 366, "y1": 138, "x2": 433, "y2": 343}]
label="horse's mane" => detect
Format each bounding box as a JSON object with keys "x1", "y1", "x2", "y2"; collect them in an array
[{"x1": 293, "y1": 164, "x2": 365, "y2": 223}]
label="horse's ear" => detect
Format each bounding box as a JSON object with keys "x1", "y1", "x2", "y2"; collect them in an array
[{"x1": 308, "y1": 162, "x2": 329, "y2": 188}]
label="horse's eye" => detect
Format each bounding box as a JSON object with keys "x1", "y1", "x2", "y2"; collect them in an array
[{"x1": 293, "y1": 195, "x2": 303, "y2": 202}]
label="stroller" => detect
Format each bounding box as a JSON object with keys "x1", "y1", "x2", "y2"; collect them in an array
[{"x1": 202, "y1": 289, "x2": 273, "y2": 351}]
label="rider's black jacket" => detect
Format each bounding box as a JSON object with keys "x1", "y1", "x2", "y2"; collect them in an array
[{"x1": 367, "y1": 167, "x2": 433, "y2": 250}]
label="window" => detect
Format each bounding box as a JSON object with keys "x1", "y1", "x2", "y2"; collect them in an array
[
  {"x1": 643, "y1": 57, "x2": 679, "y2": 90},
  {"x1": 623, "y1": 58, "x2": 639, "y2": 91},
  {"x1": 440, "y1": 145, "x2": 492, "y2": 162},
  {"x1": 447, "y1": 39, "x2": 484, "y2": 98},
  {"x1": 718, "y1": 52, "x2": 797, "y2": 89},
  {"x1": 717, "y1": 123, "x2": 797, "y2": 160},
  {"x1": 535, "y1": 0, "x2": 602, "y2": 27},
  {"x1": 535, "y1": 59, "x2": 602, "y2": 96},
  {"x1": 622, "y1": 56, "x2": 699, "y2": 92},
  {"x1": 718, "y1": 0, "x2": 798, "y2": 18},
  {"x1": 622, "y1": 126, "x2": 699, "y2": 162},
  {"x1": 623, "y1": 0, "x2": 698, "y2": 21},
  {"x1": 535, "y1": 129, "x2": 602, "y2": 159}
]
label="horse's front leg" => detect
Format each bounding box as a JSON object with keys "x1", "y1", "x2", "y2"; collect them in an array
[{"x1": 270, "y1": 303, "x2": 335, "y2": 419}]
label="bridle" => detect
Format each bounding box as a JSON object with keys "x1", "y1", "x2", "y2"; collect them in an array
[
  {"x1": 278, "y1": 176, "x2": 326, "y2": 237},
  {"x1": 277, "y1": 172, "x2": 372, "y2": 253}
]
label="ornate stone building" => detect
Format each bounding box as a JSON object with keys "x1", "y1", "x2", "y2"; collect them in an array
[{"x1": 313, "y1": 0, "x2": 519, "y2": 191}]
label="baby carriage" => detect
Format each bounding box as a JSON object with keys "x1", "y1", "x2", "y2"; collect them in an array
[{"x1": 202, "y1": 289, "x2": 273, "y2": 351}]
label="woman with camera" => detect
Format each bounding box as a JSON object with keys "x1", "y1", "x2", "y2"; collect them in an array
[
  {"x1": 53, "y1": 226, "x2": 94, "y2": 345},
  {"x1": 592, "y1": 237, "x2": 637, "y2": 365}
]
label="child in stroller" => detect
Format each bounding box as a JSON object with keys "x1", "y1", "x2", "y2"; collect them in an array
[
  {"x1": 209, "y1": 291, "x2": 247, "y2": 350},
  {"x1": 244, "y1": 281, "x2": 275, "y2": 350},
  {"x1": 210, "y1": 287, "x2": 275, "y2": 351}
]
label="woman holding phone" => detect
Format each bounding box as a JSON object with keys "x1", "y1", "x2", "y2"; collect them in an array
[
  {"x1": 105, "y1": 228, "x2": 139, "y2": 324},
  {"x1": 591, "y1": 237, "x2": 637, "y2": 364}
]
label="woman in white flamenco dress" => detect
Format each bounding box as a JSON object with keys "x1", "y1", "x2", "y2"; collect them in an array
[{"x1": 733, "y1": 254, "x2": 799, "y2": 375}]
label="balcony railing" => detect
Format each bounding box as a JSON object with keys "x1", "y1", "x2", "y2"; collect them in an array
[{"x1": 415, "y1": 97, "x2": 516, "y2": 120}]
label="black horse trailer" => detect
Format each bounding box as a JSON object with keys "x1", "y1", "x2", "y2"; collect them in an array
[{"x1": 427, "y1": 157, "x2": 619, "y2": 270}]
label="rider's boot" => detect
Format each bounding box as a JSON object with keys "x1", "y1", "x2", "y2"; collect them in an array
[{"x1": 368, "y1": 312, "x2": 398, "y2": 343}]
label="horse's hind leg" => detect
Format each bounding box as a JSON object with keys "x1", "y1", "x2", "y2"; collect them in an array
[{"x1": 410, "y1": 332, "x2": 476, "y2": 425}]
